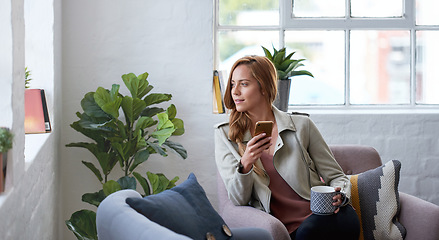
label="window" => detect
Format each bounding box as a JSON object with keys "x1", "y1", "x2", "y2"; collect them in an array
[{"x1": 214, "y1": 0, "x2": 439, "y2": 106}]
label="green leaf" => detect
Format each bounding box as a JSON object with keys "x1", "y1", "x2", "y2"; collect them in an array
[
  {"x1": 147, "y1": 172, "x2": 161, "y2": 194},
  {"x1": 285, "y1": 51, "x2": 296, "y2": 60},
  {"x1": 261, "y1": 46, "x2": 273, "y2": 60},
  {"x1": 135, "y1": 116, "x2": 157, "y2": 131},
  {"x1": 103, "y1": 180, "x2": 122, "y2": 196},
  {"x1": 133, "y1": 172, "x2": 151, "y2": 196},
  {"x1": 147, "y1": 172, "x2": 179, "y2": 194},
  {"x1": 151, "y1": 128, "x2": 175, "y2": 145},
  {"x1": 171, "y1": 118, "x2": 185, "y2": 136},
  {"x1": 144, "y1": 93, "x2": 172, "y2": 106},
  {"x1": 81, "y1": 161, "x2": 103, "y2": 182},
  {"x1": 129, "y1": 150, "x2": 150, "y2": 172},
  {"x1": 68, "y1": 142, "x2": 116, "y2": 176},
  {"x1": 76, "y1": 112, "x2": 113, "y2": 131},
  {"x1": 140, "y1": 107, "x2": 165, "y2": 118},
  {"x1": 109, "y1": 84, "x2": 120, "y2": 100},
  {"x1": 156, "y1": 112, "x2": 174, "y2": 130},
  {"x1": 166, "y1": 104, "x2": 177, "y2": 120},
  {"x1": 167, "y1": 176, "x2": 179, "y2": 189},
  {"x1": 117, "y1": 176, "x2": 137, "y2": 190},
  {"x1": 278, "y1": 70, "x2": 288, "y2": 80},
  {"x1": 290, "y1": 70, "x2": 314, "y2": 78},
  {"x1": 94, "y1": 87, "x2": 122, "y2": 118},
  {"x1": 163, "y1": 140, "x2": 187, "y2": 159},
  {"x1": 81, "y1": 190, "x2": 106, "y2": 207},
  {"x1": 122, "y1": 72, "x2": 152, "y2": 99},
  {"x1": 121, "y1": 96, "x2": 147, "y2": 125},
  {"x1": 81, "y1": 92, "x2": 109, "y2": 119},
  {"x1": 273, "y1": 48, "x2": 286, "y2": 64},
  {"x1": 111, "y1": 142, "x2": 126, "y2": 165},
  {"x1": 65, "y1": 210, "x2": 97, "y2": 240},
  {"x1": 146, "y1": 141, "x2": 168, "y2": 157},
  {"x1": 286, "y1": 59, "x2": 305, "y2": 72},
  {"x1": 279, "y1": 59, "x2": 295, "y2": 71},
  {"x1": 68, "y1": 120, "x2": 107, "y2": 146}
]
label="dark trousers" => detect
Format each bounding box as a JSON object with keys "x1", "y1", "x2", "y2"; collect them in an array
[{"x1": 290, "y1": 205, "x2": 360, "y2": 240}]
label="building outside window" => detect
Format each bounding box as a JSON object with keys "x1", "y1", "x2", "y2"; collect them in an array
[{"x1": 214, "y1": 0, "x2": 439, "y2": 106}]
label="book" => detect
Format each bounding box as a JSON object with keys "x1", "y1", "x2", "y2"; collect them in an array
[
  {"x1": 40, "y1": 89, "x2": 52, "y2": 132},
  {"x1": 25, "y1": 89, "x2": 51, "y2": 134},
  {"x1": 213, "y1": 70, "x2": 225, "y2": 114}
]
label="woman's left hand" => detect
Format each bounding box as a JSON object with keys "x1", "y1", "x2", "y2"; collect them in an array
[{"x1": 332, "y1": 187, "x2": 343, "y2": 214}]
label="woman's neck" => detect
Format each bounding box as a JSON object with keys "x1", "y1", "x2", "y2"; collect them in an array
[{"x1": 247, "y1": 105, "x2": 275, "y2": 127}]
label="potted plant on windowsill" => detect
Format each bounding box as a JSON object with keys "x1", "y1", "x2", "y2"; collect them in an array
[
  {"x1": 65, "y1": 71, "x2": 187, "y2": 240},
  {"x1": 0, "y1": 127, "x2": 13, "y2": 193},
  {"x1": 262, "y1": 46, "x2": 314, "y2": 111}
]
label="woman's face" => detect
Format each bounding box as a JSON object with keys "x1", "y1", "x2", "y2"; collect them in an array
[{"x1": 231, "y1": 64, "x2": 266, "y2": 113}]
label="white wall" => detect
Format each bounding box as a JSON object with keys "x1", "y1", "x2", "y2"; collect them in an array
[
  {"x1": 59, "y1": 1, "x2": 439, "y2": 240},
  {"x1": 60, "y1": 0, "x2": 219, "y2": 239}
]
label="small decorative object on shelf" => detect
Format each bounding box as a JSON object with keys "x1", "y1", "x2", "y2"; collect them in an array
[
  {"x1": 213, "y1": 70, "x2": 225, "y2": 114},
  {"x1": 24, "y1": 89, "x2": 51, "y2": 134}
]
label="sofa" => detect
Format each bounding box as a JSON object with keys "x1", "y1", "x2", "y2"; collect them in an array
[{"x1": 217, "y1": 145, "x2": 439, "y2": 240}]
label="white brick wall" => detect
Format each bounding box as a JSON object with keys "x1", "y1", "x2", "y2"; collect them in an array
[
  {"x1": 311, "y1": 112, "x2": 439, "y2": 205},
  {"x1": 0, "y1": 0, "x2": 60, "y2": 239}
]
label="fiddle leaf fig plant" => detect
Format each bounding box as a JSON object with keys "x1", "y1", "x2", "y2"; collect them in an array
[
  {"x1": 262, "y1": 45, "x2": 313, "y2": 80},
  {"x1": 65, "y1": 71, "x2": 187, "y2": 240}
]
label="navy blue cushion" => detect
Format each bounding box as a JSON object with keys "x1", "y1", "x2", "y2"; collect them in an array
[{"x1": 126, "y1": 173, "x2": 234, "y2": 240}]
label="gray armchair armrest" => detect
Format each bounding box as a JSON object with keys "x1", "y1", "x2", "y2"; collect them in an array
[
  {"x1": 219, "y1": 199, "x2": 290, "y2": 240},
  {"x1": 217, "y1": 172, "x2": 291, "y2": 240},
  {"x1": 399, "y1": 192, "x2": 439, "y2": 240},
  {"x1": 97, "y1": 189, "x2": 191, "y2": 240}
]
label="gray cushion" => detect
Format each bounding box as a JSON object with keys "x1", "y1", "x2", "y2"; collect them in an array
[{"x1": 127, "y1": 173, "x2": 234, "y2": 240}]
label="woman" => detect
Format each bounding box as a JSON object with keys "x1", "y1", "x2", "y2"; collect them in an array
[{"x1": 214, "y1": 55, "x2": 360, "y2": 240}]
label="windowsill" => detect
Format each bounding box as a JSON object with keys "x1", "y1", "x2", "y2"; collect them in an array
[
  {"x1": 288, "y1": 105, "x2": 439, "y2": 115},
  {"x1": 0, "y1": 133, "x2": 52, "y2": 208},
  {"x1": 24, "y1": 132, "x2": 51, "y2": 170},
  {"x1": 0, "y1": 188, "x2": 12, "y2": 207}
]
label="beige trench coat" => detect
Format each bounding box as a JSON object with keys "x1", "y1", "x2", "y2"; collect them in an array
[{"x1": 214, "y1": 107, "x2": 350, "y2": 213}]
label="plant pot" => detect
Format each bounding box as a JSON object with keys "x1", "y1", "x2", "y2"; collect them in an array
[
  {"x1": 274, "y1": 78, "x2": 291, "y2": 112},
  {"x1": 0, "y1": 153, "x2": 4, "y2": 193}
]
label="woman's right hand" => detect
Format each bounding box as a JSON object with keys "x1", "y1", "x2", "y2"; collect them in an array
[{"x1": 239, "y1": 133, "x2": 272, "y2": 173}]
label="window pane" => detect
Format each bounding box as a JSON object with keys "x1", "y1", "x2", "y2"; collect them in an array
[
  {"x1": 285, "y1": 31, "x2": 345, "y2": 105},
  {"x1": 219, "y1": 0, "x2": 278, "y2": 26},
  {"x1": 416, "y1": 31, "x2": 439, "y2": 104},
  {"x1": 351, "y1": 0, "x2": 403, "y2": 17},
  {"x1": 218, "y1": 30, "x2": 279, "y2": 73},
  {"x1": 416, "y1": 0, "x2": 439, "y2": 25},
  {"x1": 350, "y1": 30, "x2": 410, "y2": 104},
  {"x1": 293, "y1": 0, "x2": 345, "y2": 17}
]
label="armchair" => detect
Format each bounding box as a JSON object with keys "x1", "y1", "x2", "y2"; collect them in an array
[
  {"x1": 97, "y1": 188, "x2": 274, "y2": 240},
  {"x1": 217, "y1": 145, "x2": 439, "y2": 240}
]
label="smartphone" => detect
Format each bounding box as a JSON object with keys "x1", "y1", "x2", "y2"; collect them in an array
[{"x1": 254, "y1": 121, "x2": 273, "y2": 137}]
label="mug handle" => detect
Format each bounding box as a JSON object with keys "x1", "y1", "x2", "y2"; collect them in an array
[{"x1": 337, "y1": 191, "x2": 349, "y2": 206}]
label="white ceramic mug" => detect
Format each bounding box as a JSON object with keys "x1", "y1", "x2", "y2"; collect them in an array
[{"x1": 310, "y1": 186, "x2": 338, "y2": 215}]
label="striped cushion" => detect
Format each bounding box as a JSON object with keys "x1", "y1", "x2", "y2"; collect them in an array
[{"x1": 349, "y1": 160, "x2": 406, "y2": 240}]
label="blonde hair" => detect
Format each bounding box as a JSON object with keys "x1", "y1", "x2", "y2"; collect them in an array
[{"x1": 224, "y1": 55, "x2": 278, "y2": 176}]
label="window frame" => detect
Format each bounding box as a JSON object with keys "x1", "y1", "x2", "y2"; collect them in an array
[{"x1": 213, "y1": 0, "x2": 439, "y2": 109}]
